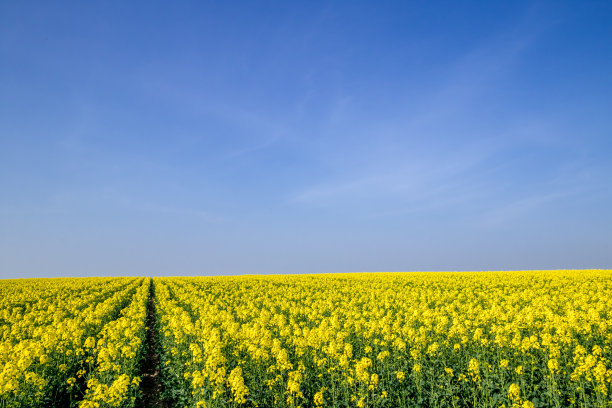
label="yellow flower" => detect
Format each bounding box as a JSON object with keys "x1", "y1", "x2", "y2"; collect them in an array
[
  {"x1": 227, "y1": 366, "x2": 249, "y2": 404},
  {"x1": 468, "y1": 358, "x2": 480, "y2": 382},
  {"x1": 356, "y1": 357, "x2": 373, "y2": 383},
  {"x1": 426, "y1": 342, "x2": 439, "y2": 356},
  {"x1": 377, "y1": 350, "x2": 390, "y2": 361},
  {"x1": 84, "y1": 336, "x2": 96, "y2": 349},
  {"x1": 369, "y1": 373, "x2": 379, "y2": 390},
  {"x1": 508, "y1": 383, "x2": 521, "y2": 401},
  {"x1": 547, "y1": 358, "x2": 559, "y2": 374},
  {"x1": 313, "y1": 388, "x2": 325, "y2": 407}
]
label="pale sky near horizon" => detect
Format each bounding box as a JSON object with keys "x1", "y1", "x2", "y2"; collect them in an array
[{"x1": 1, "y1": 1, "x2": 611, "y2": 278}]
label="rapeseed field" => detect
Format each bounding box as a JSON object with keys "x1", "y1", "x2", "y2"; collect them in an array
[{"x1": 1, "y1": 271, "x2": 611, "y2": 407}]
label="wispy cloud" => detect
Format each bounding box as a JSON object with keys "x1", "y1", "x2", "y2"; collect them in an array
[
  {"x1": 476, "y1": 189, "x2": 580, "y2": 228},
  {"x1": 133, "y1": 67, "x2": 294, "y2": 155},
  {"x1": 288, "y1": 14, "x2": 560, "y2": 217},
  {"x1": 288, "y1": 139, "x2": 501, "y2": 214}
]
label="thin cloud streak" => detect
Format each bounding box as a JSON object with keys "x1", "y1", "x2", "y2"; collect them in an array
[
  {"x1": 287, "y1": 20, "x2": 548, "y2": 207},
  {"x1": 477, "y1": 189, "x2": 582, "y2": 228}
]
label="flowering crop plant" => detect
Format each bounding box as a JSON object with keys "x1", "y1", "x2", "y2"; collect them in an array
[{"x1": 1, "y1": 270, "x2": 611, "y2": 407}]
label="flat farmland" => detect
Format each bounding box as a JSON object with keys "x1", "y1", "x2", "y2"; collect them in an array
[{"x1": 1, "y1": 271, "x2": 611, "y2": 407}]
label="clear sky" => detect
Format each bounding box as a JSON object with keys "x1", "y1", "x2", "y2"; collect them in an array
[{"x1": 1, "y1": 1, "x2": 611, "y2": 278}]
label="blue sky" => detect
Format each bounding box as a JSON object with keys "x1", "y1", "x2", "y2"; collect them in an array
[{"x1": 1, "y1": 1, "x2": 611, "y2": 277}]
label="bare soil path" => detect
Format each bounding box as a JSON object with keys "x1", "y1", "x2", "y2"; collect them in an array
[{"x1": 140, "y1": 280, "x2": 168, "y2": 408}]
